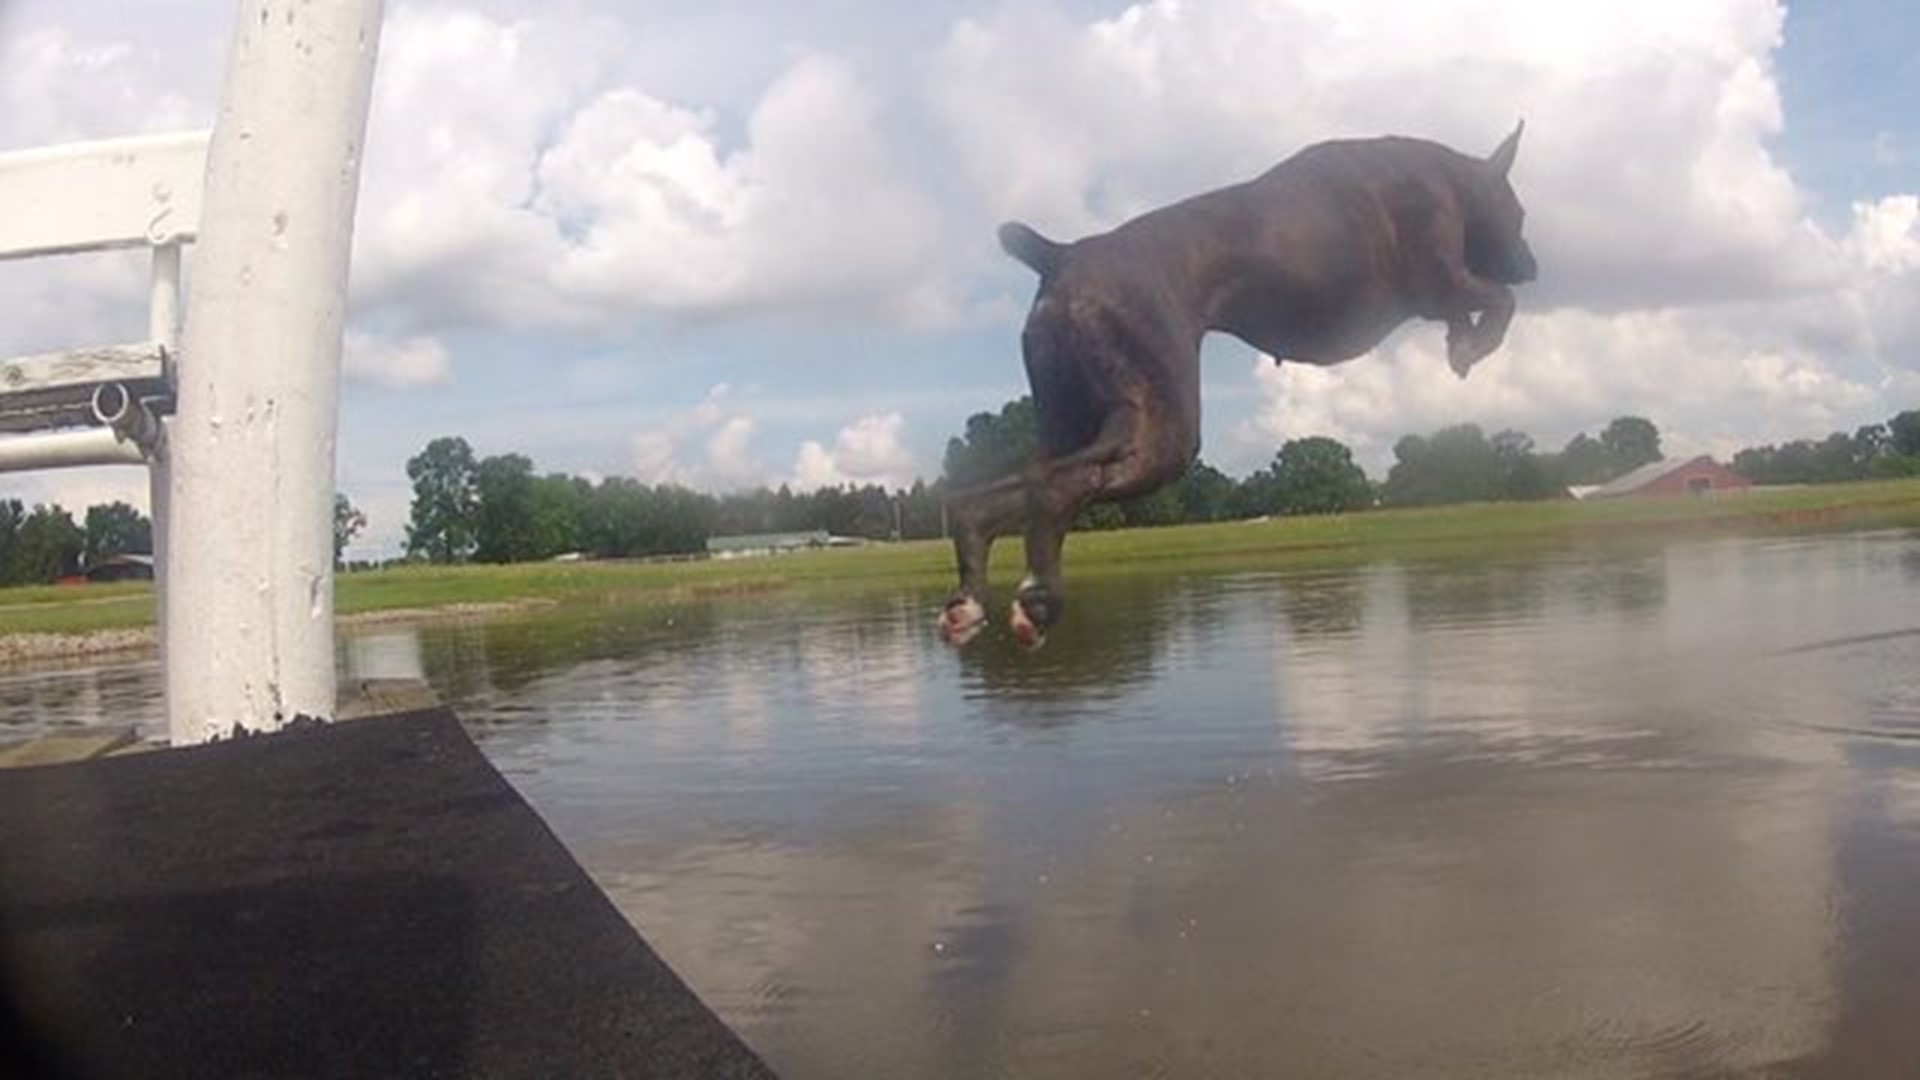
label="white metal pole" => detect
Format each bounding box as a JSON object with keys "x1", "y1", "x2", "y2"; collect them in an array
[{"x1": 165, "y1": 0, "x2": 385, "y2": 744}]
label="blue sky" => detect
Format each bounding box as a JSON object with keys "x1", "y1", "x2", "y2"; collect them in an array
[
  {"x1": 1774, "y1": 0, "x2": 1920, "y2": 212},
  {"x1": 3, "y1": 1, "x2": 1920, "y2": 555}
]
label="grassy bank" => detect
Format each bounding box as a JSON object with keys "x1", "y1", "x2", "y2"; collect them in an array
[{"x1": 4, "y1": 478, "x2": 1918, "y2": 641}]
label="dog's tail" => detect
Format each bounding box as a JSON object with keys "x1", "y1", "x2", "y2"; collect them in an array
[{"x1": 998, "y1": 221, "x2": 1066, "y2": 278}]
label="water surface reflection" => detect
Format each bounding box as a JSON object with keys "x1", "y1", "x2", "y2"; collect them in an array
[
  {"x1": 427, "y1": 532, "x2": 1920, "y2": 1078},
  {"x1": 7, "y1": 532, "x2": 1920, "y2": 1076}
]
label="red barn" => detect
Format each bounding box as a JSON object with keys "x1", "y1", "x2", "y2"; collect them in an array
[{"x1": 1586, "y1": 456, "x2": 1752, "y2": 499}]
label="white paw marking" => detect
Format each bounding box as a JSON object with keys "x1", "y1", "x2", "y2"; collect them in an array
[{"x1": 939, "y1": 597, "x2": 987, "y2": 646}]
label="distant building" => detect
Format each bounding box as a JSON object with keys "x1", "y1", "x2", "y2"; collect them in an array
[
  {"x1": 84, "y1": 553, "x2": 156, "y2": 583},
  {"x1": 1582, "y1": 456, "x2": 1752, "y2": 499},
  {"x1": 704, "y1": 530, "x2": 866, "y2": 559}
]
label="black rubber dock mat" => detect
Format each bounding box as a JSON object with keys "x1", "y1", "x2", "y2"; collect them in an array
[{"x1": 0, "y1": 708, "x2": 776, "y2": 1079}]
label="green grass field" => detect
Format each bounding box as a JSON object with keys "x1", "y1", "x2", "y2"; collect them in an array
[{"x1": 5, "y1": 478, "x2": 1919, "y2": 639}]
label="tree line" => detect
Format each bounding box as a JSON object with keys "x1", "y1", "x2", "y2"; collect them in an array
[
  {"x1": 1730, "y1": 411, "x2": 1920, "y2": 484},
  {"x1": 942, "y1": 400, "x2": 1672, "y2": 517},
  {"x1": 0, "y1": 495, "x2": 372, "y2": 586},
  {"x1": 401, "y1": 435, "x2": 950, "y2": 564},
  {"x1": 3, "y1": 401, "x2": 1916, "y2": 581},
  {"x1": 0, "y1": 500, "x2": 151, "y2": 585},
  {"x1": 395, "y1": 408, "x2": 1686, "y2": 564},
  {"x1": 398, "y1": 401, "x2": 1920, "y2": 565}
]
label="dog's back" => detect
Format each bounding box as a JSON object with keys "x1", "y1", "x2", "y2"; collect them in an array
[{"x1": 998, "y1": 132, "x2": 1531, "y2": 365}]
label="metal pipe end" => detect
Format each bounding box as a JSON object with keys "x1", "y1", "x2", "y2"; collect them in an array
[{"x1": 90, "y1": 382, "x2": 133, "y2": 427}]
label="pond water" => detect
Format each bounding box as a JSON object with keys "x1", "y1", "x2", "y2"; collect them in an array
[{"x1": 8, "y1": 530, "x2": 1920, "y2": 1077}]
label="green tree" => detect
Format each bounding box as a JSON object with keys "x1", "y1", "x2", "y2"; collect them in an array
[
  {"x1": 575, "y1": 478, "x2": 714, "y2": 558},
  {"x1": 473, "y1": 453, "x2": 538, "y2": 563},
  {"x1": 1383, "y1": 425, "x2": 1503, "y2": 507},
  {"x1": 1813, "y1": 431, "x2": 1863, "y2": 482},
  {"x1": 82, "y1": 501, "x2": 152, "y2": 568},
  {"x1": 1733, "y1": 443, "x2": 1790, "y2": 484},
  {"x1": 1118, "y1": 484, "x2": 1186, "y2": 527},
  {"x1": 1853, "y1": 423, "x2": 1892, "y2": 469},
  {"x1": 898, "y1": 480, "x2": 946, "y2": 540},
  {"x1": 651, "y1": 485, "x2": 713, "y2": 554},
  {"x1": 1558, "y1": 432, "x2": 1614, "y2": 486},
  {"x1": 0, "y1": 500, "x2": 24, "y2": 585},
  {"x1": 579, "y1": 478, "x2": 647, "y2": 556},
  {"x1": 1870, "y1": 454, "x2": 1920, "y2": 478},
  {"x1": 1889, "y1": 409, "x2": 1920, "y2": 458},
  {"x1": 851, "y1": 484, "x2": 897, "y2": 539},
  {"x1": 943, "y1": 397, "x2": 1037, "y2": 487},
  {"x1": 1600, "y1": 416, "x2": 1663, "y2": 473},
  {"x1": 1491, "y1": 429, "x2": 1562, "y2": 501},
  {"x1": 527, "y1": 474, "x2": 585, "y2": 557},
  {"x1": 1259, "y1": 436, "x2": 1373, "y2": 515},
  {"x1": 405, "y1": 436, "x2": 478, "y2": 563},
  {"x1": 1174, "y1": 460, "x2": 1237, "y2": 523},
  {"x1": 0, "y1": 503, "x2": 84, "y2": 584},
  {"x1": 1734, "y1": 434, "x2": 1865, "y2": 486},
  {"x1": 1731, "y1": 443, "x2": 1774, "y2": 483},
  {"x1": 333, "y1": 493, "x2": 368, "y2": 566}
]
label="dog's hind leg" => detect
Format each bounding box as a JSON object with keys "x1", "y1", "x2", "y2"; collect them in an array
[
  {"x1": 1008, "y1": 395, "x2": 1196, "y2": 649},
  {"x1": 939, "y1": 472, "x2": 1028, "y2": 644}
]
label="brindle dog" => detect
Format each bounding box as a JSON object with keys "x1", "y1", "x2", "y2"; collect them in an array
[{"x1": 941, "y1": 124, "x2": 1537, "y2": 649}]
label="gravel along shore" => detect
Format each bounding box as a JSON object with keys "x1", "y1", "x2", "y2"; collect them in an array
[{"x1": 0, "y1": 601, "x2": 554, "y2": 668}]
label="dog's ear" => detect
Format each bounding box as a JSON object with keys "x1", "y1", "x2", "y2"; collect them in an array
[
  {"x1": 999, "y1": 221, "x2": 1067, "y2": 278},
  {"x1": 1487, "y1": 120, "x2": 1524, "y2": 178}
]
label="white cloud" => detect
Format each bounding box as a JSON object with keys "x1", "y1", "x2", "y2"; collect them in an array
[
  {"x1": 1842, "y1": 197, "x2": 1920, "y2": 373},
  {"x1": 11, "y1": 2, "x2": 1884, "y2": 339},
  {"x1": 0, "y1": 26, "x2": 188, "y2": 359},
  {"x1": 928, "y1": 0, "x2": 1920, "y2": 472},
  {"x1": 631, "y1": 429, "x2": 679, "y2": 486},
  {"x1": 790, "y1": 413, "x2": 919, "y2": 491},
  {"x1": 629, "y1": 384, "x2": 771, "y2": 491},
  {"x1": 0, "y1": 4, "x2": 948, "y2": 336},
  {"x1": 1232, "y1": 304, "x2": 1884, "y2": 474},
  {"x1": 536, "y1": 52, "x2": 949, "y2": 324},
  {"x1": 349, "y1": 6, "x2": 594, "y2": 330},
  {"x1": 342, "y1": 330, "x2": 454, "y2": 389},
  {"x1": 0, "y1": 25, "x2": 204, "y2": 149},
  {"x1": 8, "y1": 0, "x2": 1920, "y2": 498},
  {"x1": 627, "y1": 394, "x2": 922, "y2": 493},
  {"x1": 351, "y1": 8, "x2": 952, "y2": 331},
  {"x1": 0, "y1": 250, "x2": 149, "y2": 361},
  {"x1": 1847, "y1": 195, "x2": 1920, "y2": 274},
  {"x1": 703, "y1": 415, "x2": 764, "y2": 490},
  {"x1": 930, "y1": 0, "x2": 1835, "y2": 311}
]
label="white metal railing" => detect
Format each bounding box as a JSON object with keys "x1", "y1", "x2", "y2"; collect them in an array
[
  {"x1": 0, "y1": 132, "x2": 204, "y2": 469},
  {"x1": 0, "y1": 1, "x2": 385, "y2": 744},
  {"x1": 0, "y1": 131, "x2": 207, "y2": 258}
]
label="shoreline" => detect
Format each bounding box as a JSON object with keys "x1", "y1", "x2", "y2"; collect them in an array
[
  {"x1": 6, "y1": 480, "x2": 1920, "y2": 667},
  {"x1": 0, "y1": 600, "x2": 555, "y2": 668}
]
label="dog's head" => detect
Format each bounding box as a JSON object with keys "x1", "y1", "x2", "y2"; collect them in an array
[{"x1": 1468, "y1": 121, "x2": 1537, "y2": 286}]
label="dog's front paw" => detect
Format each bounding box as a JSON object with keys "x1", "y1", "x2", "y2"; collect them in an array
[
  {"x1": 939, "y1": 595, "x2": 987, "y2": 646},
  {"x1": 1446, "y1": 326, "x2": 1487, "y2": 379},
  {"x1": 1009, "y1": 585, "x2": 1062, "y2": 651}
]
